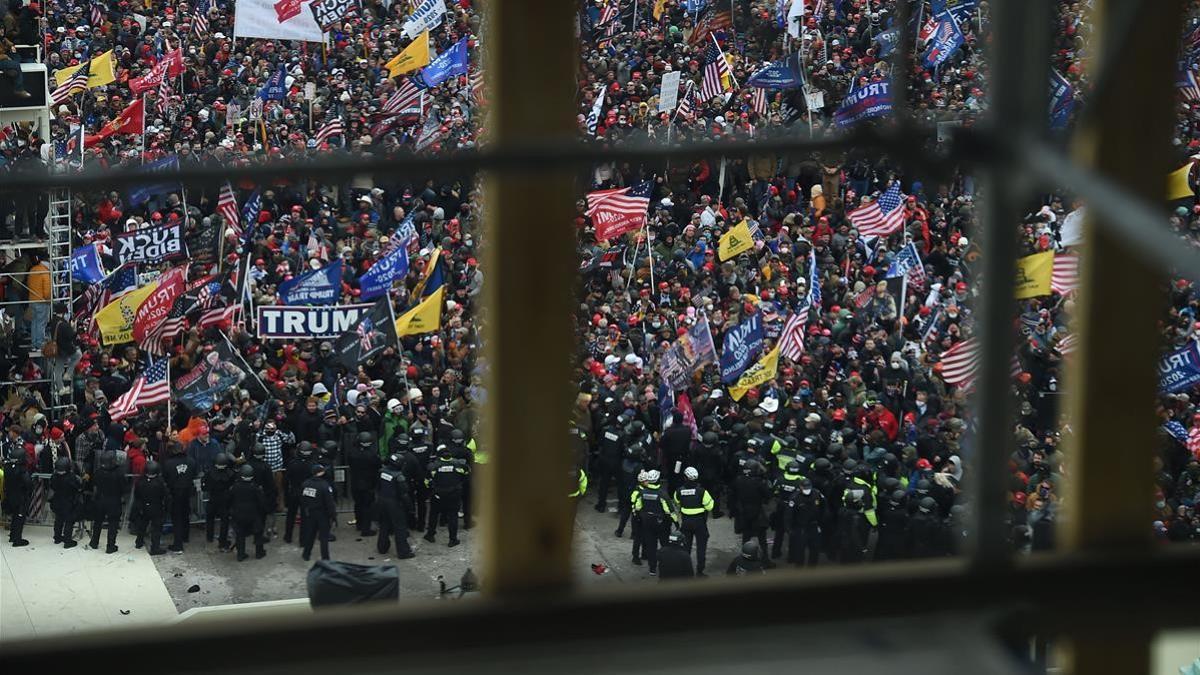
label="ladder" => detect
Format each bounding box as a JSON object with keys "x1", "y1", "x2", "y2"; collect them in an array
[{"x1": 45, "y1": 189, "x2": 73, "y2": 414}]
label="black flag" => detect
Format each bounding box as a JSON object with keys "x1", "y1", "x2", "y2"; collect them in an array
[{"x1": 332, "y1": 296, "x2": 397, "y2": 372}]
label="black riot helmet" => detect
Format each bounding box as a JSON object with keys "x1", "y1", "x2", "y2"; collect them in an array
[
  {"x1": 358, "y1": 431, "x2": 375, "y2": 446},
  {"x1": 312, "y1": 463, "x2": 327, "y2": 476},
  {"x1": 240, "y1": 464, "x2": 255, "y2": 481},
  {"x1": 916, "y1": 478, "x2": 932, "y2": 495},
  {"x1": 215, "y1": 453, "x2": 230, "y2": 468},
  {"x1": 252, "y1": 443, "x2": 266, "y2": 459},
  {"x1": 786, "y1": 460, "x2": 802, "y2": 475},
  {"x1": 54, "y1": 456, "x2": 72, "y2": 473},
  {"x1": 731, "y1": 422, "x2": 748, "y2": 438},
  {"x1": 145, "y1": 460, "x2": 160, "y2": 477},
  {"x1": 842, "y1": 458, "x2": 858, "y2": 474},
  {"x1": 450, "y1": 429, "x2": 465, "y2": 443},
  {"x1": 890, "y1": 489, "x2": 907, "y2": 506},
  {"x1": 298, "y1": 443, "x2": 314, "y2": 458},
  {"x1": 701, "y1": 431, "x2": 718, "y2": 447},
  {"x1": 321, "y1": 440, "x2": 339, "y2": 454},
  {"x1": 388, "y1": 453, "x2": 403, "y2": 468},
  {"x1": 813, "y1": 457, "x2": 832, "y2": 473},
  {"x1": 918, "y1": 496, "x2": 936, "y2": 513},
  {"x1": 741, "y1": 540, "x2": 760, "y2": 559}
]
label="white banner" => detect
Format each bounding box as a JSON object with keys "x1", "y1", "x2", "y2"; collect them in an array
[
  {"x1": 256, "y1": 304, "x2": 373, "y2": 339},
  {"x1": 234, "y1": 0, "x2": 325, "y2": 42},
  {"x1": 659, "y1": 71, "x2": 681, "y2": 113},
  {"x1": 403, "y1": 0, "x2": 448, "y2": 39}
]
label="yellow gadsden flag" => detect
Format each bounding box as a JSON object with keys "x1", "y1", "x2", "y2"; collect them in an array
[
  {"x1": 95, "y1": 281, "x2": 158, "y2": 345},
  {"x1": 1013, "y1": 251, "x2": 1054, "y2": 299},
  {"x1": 729, "y1": 346, "x2": 780, "y2": 401},
  {"x1": 54, "y1": 50, "x2": 117, "y2": 89},
  {"x1": 386, "y1": 32, "x2": 431, "y2": 78},
  {"x1": 395, "y1": 287, "x2": 444, "y2": 337},
  {"x1": 652, "y1": 0, "x2": 668, "y2": 21},
  {"x1": 1167, "y1": 163, "x2": 1194, "y2": 201},
  {"x1": 718, "y1": 219, "x2": 754, "y2": 261}
]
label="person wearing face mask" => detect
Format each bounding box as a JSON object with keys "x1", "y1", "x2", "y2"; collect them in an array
[
  {"x1": 254, "y1": 419, "x2": 293, "y2": 513},
  {"x1": 786, "y1": 477, "x2": 825, "y2": 567}
]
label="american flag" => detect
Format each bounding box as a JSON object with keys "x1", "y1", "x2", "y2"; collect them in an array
[
  {"x1": 108, "y1": 359, "x2": 171, "y2": 421},
  {"x1": 847, "y1": 183, "x2": 906, "y2": 237},
  {"x1": 156, "y1": 70, "x2": 172, "y2": 117},
  {"x1": 414, "y1": 121, "x2": 445, "y2": 152},
  {"x1": 383, "y1": 79, "x2": 422, "y2": 116},
  {"x1": 585, "y1": 181, "x2": 653, "y2": 220},
  {"x1": 1178, "y1": 65, "x2": 1200, "y2": 102},
  {"x1": 700, "y1": 35, "x2": 733, "y2": 101},
  {"x1": 675, "y1": 82, "x2": 695, "y2": 120},
  {"x1": 1055, "y1": 332, "x2": 1078, "y2": 356},
  {"x1": 1190, "y1": 423, "x2": 1200, "y2": 461},
  {"x1": 315, "y1": 118, "x2": 346, "y2": 146},
  {"x1": 50, "y1": 59, "x2": 91, "y2": 106},
  {"x1": 199, "y1": 303, "x2": 240, "y2": 329},
  {"x1": 938, "y1": 337, "x2": 979, "y2": 389},
  {"x1": 90, "y1": 1, "x2": 103, "y2": 28},
  {"x1": 598, "y1": 0, "x2": 620, "y2": 26},
  {"x1": 470, "y1": 69, "x2": 486, "y2": 106},
  {"x1": 218, "y1": 182, "x2": 241, "y2": 238},
  {"x1": 193, "y1": 0, "x2": 211, "y2": 37},
  {"x1": 751, "y1": 88, "x2": 768, "y2": 117},
  {"x1": 778, "y1": 308, "x2": 807, "y2": 361},
  {"x1": 689, "y1": 9, "x2": 733, "y2": 45},
  {"x1": 1051, "y1": 253, "x2": 1078, "y2": 295}
]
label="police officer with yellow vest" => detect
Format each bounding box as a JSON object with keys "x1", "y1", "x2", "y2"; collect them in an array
[
  {"x1": 674, "y1": 466, "x2": 714, "y2": 576},
  {"x1": 631, "y1": 469, "x2": 677, "y2": 575},
  {"x1": 770, "y1": 460, "x2": 805, "y2": 559}
]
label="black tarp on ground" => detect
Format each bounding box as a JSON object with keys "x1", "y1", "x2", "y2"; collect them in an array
[{"x1": 306, "y1": 560, "x2": 400, "y2": 608}]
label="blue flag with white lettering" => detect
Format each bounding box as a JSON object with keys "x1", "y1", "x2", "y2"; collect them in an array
[
  {"x1": 747, "y1": 53, "x2": 804, "y2": 89},
  {"x1": 1161, "y1": 341, "x2": 1200, "y2": 393},
  {"x1": 258, "y1": 66, "x2": 287, "y2": 101},
  {"x1": 923, "y1": 10, "x2": 965, "y2": 68},
  {"x1": 875, "y1": 27, "x2": 899, "y2": 57},
  {"x1": 418, "y1": 38, "x2": 469, "y2": 89},
  {"x1": 358, "y1": 244, "x2": 410, "y2": 301},
  {"x1": 1048, "y1": 68, "x2": 1074, "y2": 131},
  {"x1": 931, "y1": 0, "x2": 978, "y2": 23},
  {"x1": 70, "y1": 244, "x2": 106, "y2": 284},
  {"x1": 279, "y1": 262, "x2": 343, "y2": 306},
  {"x1": 834, "y1": 81, "x2": 893, "y2": 128},
  {"x1": 240, "y1": 188, "x2": 262, "y2": 254},
  {"x1": 720, "y1": 313, "x2": 765, "y2": 383}
]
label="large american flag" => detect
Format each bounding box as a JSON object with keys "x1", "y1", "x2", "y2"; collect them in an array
[
  {"x1": 90, "y1": 1, "x2": 104, "y2": 28},
  {"x1": 1189, "y1": 423, "x2": 1200, "y2": 461},
  {"x1": 315, "y1": 118, "x2": 346, "y2": 146},
  {"x1": 156, "y1": 69, "x2": 172, "y2": 117},
  {"x1": 50, "y1": 60, "x2": 90, "y2": 106},
  {"x1": 751, "y1": 88, "x2": 768, "y2": 117},
  {"x1": 193, "y1": 0, "x2": 211, "y2": 37},
  {"x1": 585, "y1": 181, "x2": 653, "y2": 219},
  {"x1": 1055, "y1": 332, "x2": 1078, "y2": 356},
  {"x1": 383, "y1": 79, "x2": 422, "y2": 116},
  {"x1": 847, "y1": 183, "x2": 906, "y2": 237},
  {"x1": 939, "y1": 337, "x2": 979, "y2": 389},
  {"x1": 675, "y1": 82, "x2": 695, "y2": 120},
  {"x1": 1178, "y1": 65, "x2": 1200, "y2": 102},
  {"x1": 199, "y1": 303, "x2": 240, "y2": 329},
  {"x1": 700, "y1": 35, "x2": 733, "y2": 101},
  {"x1": 689, "y1": 9, "x2": 733, "y2": 45},
  {"x1": 1051, "y1": 253, "x2": 1078, "y2": 295},
  {"x1": 108, "y1": 358, "x2": 171, "y2": 421},
  {"x1": 778, "y1": 307, "x2": 807, "y2": 361},
  {"x1": 470, "y1": 69, "x2": 486, "y2": 106},
  {"x1": 598, "y1": 0, "x2": 620, "y2": 26},
  {"x1": 218, "y1": 181, "x2": 241, "y2": 238}
]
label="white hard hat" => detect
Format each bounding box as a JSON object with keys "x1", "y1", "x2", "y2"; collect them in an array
[
  {"x1": 637, "y1": 470, "x2": 649, "y2": 483},
  {"x1": 408, "y1": 387, "x2": 424, "y2": 401},
  {"x1": 958, "y1": 236, "x2": 970, "y2": 248},
  {"x1": 684, "y1": 467, "x2": 699, "y2": 481},
  {"x1": 645, "y1": 469, "x2": 661, "y2": 483},
  {"x1": 387, "y1": 398, "x2": 402, "y2": 412}
]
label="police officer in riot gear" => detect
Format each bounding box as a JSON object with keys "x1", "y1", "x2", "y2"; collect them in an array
[
  {"x1": 786, "y1": 477, "x2": 824, "y2": 567},
  {"x1": 300, "y1": 464, "x2": 336, "y2": 561},
  {"x1": 50, "y1": 456, "x2": 82, "y2": 548},
  {"x1": 771, "y1": 460, "x2": 805, "y2": 559},
  {"x1": 229, "y1": 464, "x2": 270, "y2": 561},
  {"x1": 674, "y1": 466, "x2": 714, "y2": 576},
  {"x1": 408, "y1": 426, "x2": 433, "y2": 528},
  {"x1": 283, "y1": 443, "x2": 315, "y2": 544},
  {"x1": 615, "y1": 440, "x2": 647, "y2": 538},
  {"x1": 376, "y1": 453, "x2": 415, "y2": 558},
  {"x1": 349, "y1": 431, "x2": 382, "y2": 536},
  {"x1": 594, "y1": 412, "x2": 628, "y2": 513},
  {"x1": 423, "y1": 445, "x2": 468, "y2": 547},
  {"x1": 133, "y1": 461, "x2": 168, "y2": 555},
  {"x1": 164, "y1": 442, "x2": 198, "y2": 552},
  {"x1": 88, "y1": 451, "x2": 124, "y2": 553},
  {"x1": 203, "y1": 453, "x2": 235, "y2": 550}
]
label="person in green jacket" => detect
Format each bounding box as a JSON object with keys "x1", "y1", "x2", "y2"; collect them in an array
[{"x1": 379, "y1": 399, "x2": 409, "y2": 458}]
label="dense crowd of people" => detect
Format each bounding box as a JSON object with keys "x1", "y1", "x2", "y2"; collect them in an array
[{"x1": 0, "y1": 0, "x2": 1195, "y2": 582}]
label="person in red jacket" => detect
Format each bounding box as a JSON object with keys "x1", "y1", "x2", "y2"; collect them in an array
[
  {"x1": 865, "y1": 400, "x2": 899, "y2": 443},
  {"x1": 125, "y1": 432, "x2": 147, "y2": 483}
]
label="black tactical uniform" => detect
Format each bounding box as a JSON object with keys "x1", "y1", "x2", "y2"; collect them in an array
[
  {"x1": 229, "y1": 465, "x2": 269, "y2": 560},
  {"x1": 133, "y1": 462, "x2": 168, "y2": 554},
  {"x1": 376, "y1": 454, "x2": 415, "y2": 558},
  {"x1": 202, "y1": 454, "x2": 235, "y2": 550},
  {"x1": 3, "y1": 447, "x2": 31, "y2": 547},
  {"x1": 423, "y1": 447, "x2": 467, "y2": 546},
  {"x1": 163, "y1": 445, "x2": 198, "y2": 551},
  {"x1": 283, "y1": 445, "x2": 315, "y2": 543},
  {"x1": 50, "y1": 457, "x2": 82, "y2": 547},
  {"x1": 88, "y1": 452, "x2": 125, "y2": 553},
  {"x1": 348, "y1": 432, "x2": 382, "y2": 536},
  {"x1": 300, "y1": 465, "x2": 337, "y2": 561}
]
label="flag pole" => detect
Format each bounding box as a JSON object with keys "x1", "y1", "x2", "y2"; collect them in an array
[
  {"x1": 644, "y1": 217, "x2": 655, "y2": 289},
  {"x1": 166, "y1": 358, "x2": 173, "y2": 431},
  {"x1": 140, "y1": 93, "x2": 146, "y2": 163}
]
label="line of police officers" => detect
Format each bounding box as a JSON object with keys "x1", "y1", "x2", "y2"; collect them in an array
[
  {"x1": 4, "y1": 425, "x2": 480, "y2": 563},
  {"x1": 585, "y1": 406, "x2": 963, "y2": 577}
]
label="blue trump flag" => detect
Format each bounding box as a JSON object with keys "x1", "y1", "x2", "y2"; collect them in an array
[
  {"x1": 258, "y1": 66, "x2": 287, "y2": 101},
  {"x1": 923, "y1": 10, "x2": 964, "y2": 68},
  {"x1": 358, "y1": 244, "x2": 410, "y2": 301},
  {"x1": 930, "y1": 0, "x2": 977, "y2": 22},
  {"x1": 1160, "y1": 341, "x2": 1200, "y2": 393},
  {"x1": 1048, "y1": 68, "x2": 1075, "y2": 131},
  {"x1": 127, "y1": 155, "x2": 181, "y2": 207},
  {"x1": 720, "y1": 313, "x2": 765, "y2": 383},
  {"x1": 747, "y1": 53, "x2": 804, "y2": 89},
  {"x1": 70, "y1": 244, "x2": 106, "y2": 284},
  {"x1": 279, "y1": 262, "x2": 343, "y2": 306},
  {"x1": 887, "y1": 242, "x2": 922, "y2": 278},
  {"x1": 834, "y1": 81, "x2": 893, "y2": 128},
  {"x1": 418, "y1": 38, "x2": 469, "y2": 89},
  {"x1": 240, "y1": 188, "x2": 262, "y2": 254}
]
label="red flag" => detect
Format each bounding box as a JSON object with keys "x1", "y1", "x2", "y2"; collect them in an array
[
  {"x1": 132, "y1": 265, "x2": 188, "y2": 344},
  {"x1": 675, "y1": 392, "x2": 700, "y2": 440},
  {"x1": 84, "y1": 97, "x2": 145, "y2": 148},
  {"x1": 129, "y1": 49, "x2": 184, "y2": 95}
]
